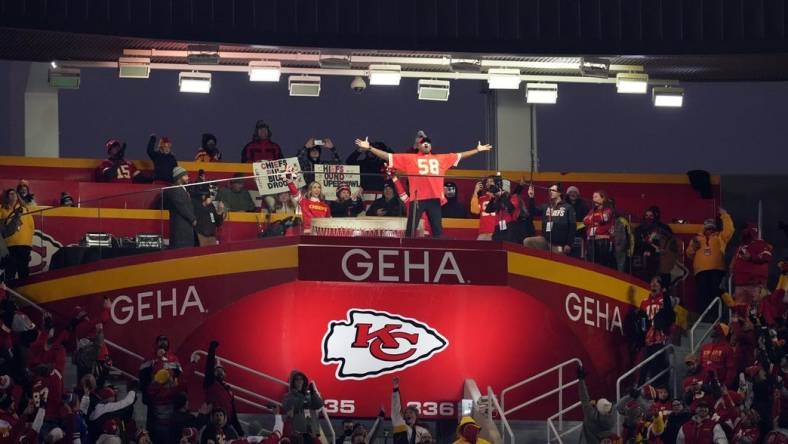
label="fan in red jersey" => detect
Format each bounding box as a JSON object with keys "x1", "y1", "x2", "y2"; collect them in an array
[
  {"x1": 355, "y1": 136, "x2": 492, "y2": 237},
  {"x1": 96, "y1": 139, "x2": 142, "y2": 183}
]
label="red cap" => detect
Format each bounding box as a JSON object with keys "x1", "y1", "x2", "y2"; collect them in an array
[
  {"x1": 97, "y1": 387, "x2": 116, "y2": 402},
  {"x1": 105, "y1": 139, "x2": 121, "y2": 153}
]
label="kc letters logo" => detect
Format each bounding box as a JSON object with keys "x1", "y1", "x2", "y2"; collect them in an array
[{"x1": 322, "y1": 309, "x2": 449, "y2": 380}]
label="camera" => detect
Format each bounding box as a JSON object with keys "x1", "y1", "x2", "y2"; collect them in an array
[
  {"x1": 350, "y1": 76, "x2": 367, "y2": 93},
  {"x1": 314, "y1": 139, "x2": 324, "y2": 146}
]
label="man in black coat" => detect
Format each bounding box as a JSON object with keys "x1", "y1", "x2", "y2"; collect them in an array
[{"x1": 165, "y1": 167, "x2": 196, "y2": 249}]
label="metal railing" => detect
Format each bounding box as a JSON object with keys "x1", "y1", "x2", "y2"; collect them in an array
[
  {"x1": 4, "y1": 285, "x2": 144, "y2": 380},
  {"x1": 191, "y1": 350, "x2": 335, "y2": 444},
  {"x1": 688, "y1": 275, "x2": 734, "y2": 354},
  {"x1": 500, "y1": 358, "x2": 582, "y2": 438},
  {"x1": 486, "y1": 386, "x2": 515, "y2": 444},
  {"x1": 615, "y1": 344, "x2": 676, "y2": 434},
  {"x1": 546, "y1": 401, "x2": 582, "y2": 443}
]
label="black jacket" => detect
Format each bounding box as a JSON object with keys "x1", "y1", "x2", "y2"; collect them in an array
[
  {"x1": 146, "y1": 136, "x2": 178, "y2": 183},
  {"x1": 366, "y1": 196, "x2": 405, "y2": 217},
  {"x1": 346, "y1": 150, "x2": 386, "y2": 191},
  {"x1": 528, "y1": 197, "x2": 576, "y2": 247},
  {"x1": 330, "y1": 198, "x2": 364, "y2": 218},
  {"x1": 297, "y1": 146, "x2": 341, "y2": 184},
  {"x1": 164, "y1": 186, "x2": 196, "y2": 248},
  {"x1": 194, "y1": 200, "x2": 224, "y2": 237}
]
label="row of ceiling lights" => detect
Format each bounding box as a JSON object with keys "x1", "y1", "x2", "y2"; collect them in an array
[{"x1": 49, "y1": 56, "x2": 684, "y2": 107}]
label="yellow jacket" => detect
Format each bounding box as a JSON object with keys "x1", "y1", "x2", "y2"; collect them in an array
[
  {"x1": 686, "y1": 212, "x2": 734, "y2": 274},
  {"x1": 0, "y1": 203, "x2": 35, "y2": 247},
  {"x1": 452, "y1": 416, "x2": 492, "y2": 444}
]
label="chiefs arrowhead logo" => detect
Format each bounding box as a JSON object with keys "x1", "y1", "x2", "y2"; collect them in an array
[{"x1": 322, "y1": 309, "x2": 449, "y2": 380}]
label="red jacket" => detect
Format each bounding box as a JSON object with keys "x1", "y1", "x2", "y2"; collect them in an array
[
  {"x1": 761, "y1": 288, "x2": 788, "y2": 325},
  {"x1": 95, "y1": 159, "x2": 140, "y2": 183},
  {"x1": 583, "y1": 207, "x2": 614, "y2": 238},
  {"x1": 289, "y1": 183, "x2": 330, "y2": 231},
  {"x1": 699, "y1": 340, "x2": 736, "y2": 387},
  {"x1": 204, "y1": 382, "x2": 236, "y2": 419},
  {"x1": 731, "y1": 239, "x2": 773, "y2": 286},
  {"x1": 241, "y1": 140, "x2": 283, "y2": 162},
  {"x1": 679, "y1": 417, "x2": 723, "y2": 443}
]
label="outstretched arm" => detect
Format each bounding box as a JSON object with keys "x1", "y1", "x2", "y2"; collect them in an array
[
  {"x1": 355, "y1": 138, "x2": 390, "y2": 162},
  {"x1": 457, "y1": 142, "x2": 493, "y2": 161}
]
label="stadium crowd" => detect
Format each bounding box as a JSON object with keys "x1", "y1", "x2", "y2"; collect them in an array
[
  {"x1": 0, "y1": 287, "x2": 493, "y2": 444},
  {"x1": 1, "y1": 124, "x2": 788, "y2": 444}
]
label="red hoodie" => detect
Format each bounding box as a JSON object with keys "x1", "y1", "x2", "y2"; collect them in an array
[
  {"x1": 699, "y1": 339, "x2": 736, "y2": 387},
  {"x1": 731, "y1": 239, "x2": 773, "y2": 286}
]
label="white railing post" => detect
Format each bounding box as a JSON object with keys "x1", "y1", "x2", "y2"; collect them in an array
[
  {"x1": 558, "y1": 366, "x2": 563, "y2": 432},
  {"x1": 615, "y1": 344, "x2": 675, "y2": 435}
]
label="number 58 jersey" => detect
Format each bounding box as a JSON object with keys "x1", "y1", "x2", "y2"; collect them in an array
[{"x1": 388, "y1": 152, "x2": 461, "y2": 201}]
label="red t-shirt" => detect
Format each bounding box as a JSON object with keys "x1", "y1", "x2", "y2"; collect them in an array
[
  {"x1": 95, "y1": 159, "x2": 140, "y2": 182},
  {"x1": 389, "y1": 152, "x2": 461, "y2": 201}
]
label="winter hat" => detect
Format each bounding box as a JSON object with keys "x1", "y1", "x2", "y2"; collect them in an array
[
  {"x1": 703, "y1": 218, "x2": 717, "y2": 230},
  {"x1": 566, "y1": 186, "x2": 580, "y2": 195},
  {"x1": 202, "y1": 133, "x2": 217, "y2": 147},
  {"x1": 105, "y1": 139, "x2": 121, "y2": 153},
  {"x1": 153, "y1": 368, "x2": 171, "y2": 385},
  {"x1": 16, "y1": 180, "x2": 29, "y2": 190},
  {"x1": 255, "y1": 120, "x2": 272, "y2": 139},
  {"x1": 336, "y1": 182, "x2": 352, "y2": 197},
  {"x1": 158, "y1": 137, "x2": 172, "y2": 150},
  {"x1": 60, "y1": 192, "x2": 74, "y2": 206},
  {"x1": 172, "y1": 167, "x2": 188, "y2": 182},
  {"x1": 181, "y1": 428, "x2": 199, "y2": 444},
  {"x1": 692, "y1": 400, "x2": 710, "y2": 412},
  {"x1": 596, "y1": 398, "x2": 613, "y2": 414}
]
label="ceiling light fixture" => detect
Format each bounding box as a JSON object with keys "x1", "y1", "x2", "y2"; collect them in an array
[
  {"x1": 248, "y1": 61, "x2": 281, "y2": 82},
  {"x1": 487, "y1": 68, "x2": 521, "y2": 90},
  {"x1": 288, "y1": 75, "x2": 321, "y2": 97},
  {"x1": 417, "y1": 79, "x2": 450, "y2": 101},
  {"x1": 652, "y1": 86, "x2": 684, "y2": 107},
  {"x1": 179, "y1": 71, "x2": 212, "y2": 93},
  {"x1": 616, "y1": 72, "x2": 649, "y2": 94},
  {"x1": 118, "y1": 57, "x2": 151, "y2": 79},
  {"x1": 525, "y1": 83, "x2": 558, "y2": 104},
  {"x1": 368, "y1": 65, "x2": 402, "y2": 86},
  {"x1": 48, "y1": 68, "x2": 80, "y2": 89}
]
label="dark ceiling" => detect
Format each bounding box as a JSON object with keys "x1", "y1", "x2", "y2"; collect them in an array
[{"x1": 3, "y1": 0, "x2": 788, "y2": 81}]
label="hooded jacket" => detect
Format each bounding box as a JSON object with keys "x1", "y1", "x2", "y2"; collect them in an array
[
  {"x1": 528, "y1": 197, "x2": 576, "y2": 248},
  {"x1": 578, "y1": 377, "x2": 615, "y2": 443},
  {"x1": 346, "y1": 143, "x2": 389, "y2": 191},
  {"x1": 686, "y1": 212, "x2": 734, "y2": 274},
  {"x1": 451, "y1": 417, "x2": 491, "y2": 444},
  {"x1": 297, "y1": 145, "x2": 341, "y2": 184},
  {"x1": 195, "y1": 133, "x2": 222, "y2": 162},
  {"x1": 281, "y1": 370, "x2": 323, "y2": 436},
  {"x1": 730, "y1": 229, "x2": 773, "y2": 286},
  {"x1": 441, "y1": 181, "x2": 468, "y2": 218}
]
